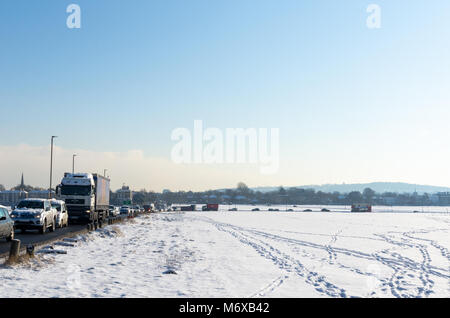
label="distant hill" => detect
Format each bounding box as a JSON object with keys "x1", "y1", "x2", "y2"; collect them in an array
[{"x1": 251, "y1": 182, "x2": 450, "y2": 194}]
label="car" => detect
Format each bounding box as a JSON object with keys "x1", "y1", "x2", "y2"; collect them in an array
[
  {"x1": 143, "y1": 204, "x2": 154, "y2": 213},
  {"x1": 120, "y1": 206, "x2": 131, "y2": 216},
  {"x1": 11, "y1": 199, "x2": 57, "y2": 234},
  {"x1": 109, "y1": 206, "x2": 119, "y2": 217},
  {"x1": 303, "y1": 209, "x2": 313, "y2": 212},
  {"x1": 287, "y1": 209, "x2": 294, "y2": 212},
  {"x1": 228, "y1": 208, "x2": 238, "y2": 211},
  {"x1": 321, "y1": 208, "x2": 330, "y2": 212},
  {"x1": 0, "y1": 205, "x2": 15, "y2": 241},
  {"x1": 133, "y1": 205, "x2": 141, "y2": 214},
  {"x1": 51, "y1": 199, "x2": 69, "y2": 228},
  {"x1": 252, "y1": 208, "x2": 260, "y2": 211}
]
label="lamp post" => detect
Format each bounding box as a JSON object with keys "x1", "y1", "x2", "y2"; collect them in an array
[
  {"x1": 72, "y1": 154, "x2": 77, "y2": 174},
  {"x1": 49, "y1": 136, "x2": 58, "y2": 199}
]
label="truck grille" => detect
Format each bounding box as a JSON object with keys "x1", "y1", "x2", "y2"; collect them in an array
[{"x1": 66, "y1": 199, "x2": 85, "y2": 204}]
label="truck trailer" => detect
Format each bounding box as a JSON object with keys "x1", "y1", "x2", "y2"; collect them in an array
[
  {"x1": 56, "y1": 173, "x2": 110, "y2": 227},
  {"x1": 351, "y1": 203, "x2": 372, "y2": 212},
  {"x1": 202, "y1": 204, "x2": 219, "y2": 211}
]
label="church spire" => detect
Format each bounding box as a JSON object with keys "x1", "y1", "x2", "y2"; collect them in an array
[{"x1": 20, "y1": 173, "x2": 24, "y2": 191}]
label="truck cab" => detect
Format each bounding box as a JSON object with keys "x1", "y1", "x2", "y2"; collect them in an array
[{"x1": 57, "y1": 173, "x2": 110, "y2": 226}]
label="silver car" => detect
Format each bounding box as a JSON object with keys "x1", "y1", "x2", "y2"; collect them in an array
[
  {"x1": 119, "y1": 206, "x2": 131, "y2": 216},
  {"x1": 0, "y1": 205, "x2": 15, "y2": 241}
]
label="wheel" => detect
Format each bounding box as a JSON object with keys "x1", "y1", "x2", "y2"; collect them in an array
[
  {"x1": 49, "y1": 218, "x2": 56, "y2": 232},
  {"x1": 6, "y1": 228, "x2": 14, "y2": 242},
  {"x1": 40, "y1": 220, "x2": 47, "y2": 234}
]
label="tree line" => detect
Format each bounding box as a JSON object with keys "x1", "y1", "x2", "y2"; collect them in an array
[{"x1": 121, "y1": 183, "x2": 447, "y2": 206}]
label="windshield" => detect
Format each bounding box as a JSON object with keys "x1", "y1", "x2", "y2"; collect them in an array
[
  {"x1": 61, "y1": 185, "x2": 91, "y2": 196},
  {"x1": 51, "y1": 202, "x2": 61, "y2": 211},
  {"x1": 17, "y1": 201, "x2": 44, "y2": 209}
]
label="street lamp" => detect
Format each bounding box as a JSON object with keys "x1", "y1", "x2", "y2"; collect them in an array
[
  {"x1": 49, "y1": 136, "x2": 58, "y2": 199},
  {"x1": 72, "y1": 154, "x2": 77, "y2": 174}
]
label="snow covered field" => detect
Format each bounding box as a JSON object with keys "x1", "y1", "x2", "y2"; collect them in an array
[{"x1": 1, "y1": 211, "x2": 449, "y2": 298}]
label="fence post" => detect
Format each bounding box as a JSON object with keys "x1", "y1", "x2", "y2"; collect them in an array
[{"x1": 9, "y1": 239, "x2": 21, "y2": 263}]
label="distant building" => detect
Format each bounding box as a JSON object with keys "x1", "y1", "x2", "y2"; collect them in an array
[
  {"x1": 382, "y1": 197, "x2": 396, "y2": 205},
  {"x1": 19, "y1": 173, "x2": 25, "y2": 191},
  {"x1": 436, "y1": 192, "x2": 450, "y2": 205},
  {"x1": 28, "y1": 189, "x2": 54, "y2": 199},
  {"x1": 116, "y1": 185, "x2": 133, "y2": 204},
  {"x1": 0, "y1": 190, "x2": 28, "y2": 207},
  {"x1": 430, "y1": 194, "x2": 440, "y2": 204}
]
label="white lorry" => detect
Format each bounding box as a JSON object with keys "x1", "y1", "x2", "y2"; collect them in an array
[{"x1": 57, "y1": 173, "x2": 110, "y2": 228}]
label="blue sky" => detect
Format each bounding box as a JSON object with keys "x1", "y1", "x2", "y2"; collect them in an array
[{"x1": 1, "y1": 1, "x2": 450, "y2": 190}]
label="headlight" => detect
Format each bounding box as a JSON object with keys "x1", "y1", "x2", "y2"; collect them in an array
[{"x1": 34, "y1": 214, "x2": 42, "y2": 219}]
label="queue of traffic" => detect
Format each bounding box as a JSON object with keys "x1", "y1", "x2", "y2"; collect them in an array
[
  {"x1": 0, "y1": 171, "x2": 157, "y2": 243},
  {"x1": 0, "y1": 198, "x2": 155, "y2": 244}
]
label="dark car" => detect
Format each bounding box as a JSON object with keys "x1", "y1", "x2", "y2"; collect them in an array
[
  {"x1": 0, "y1": 205, "x2": 15, "y2": 241},
  {"x1": 321, "y1": 208, "x2": 330, "y2": 212}
]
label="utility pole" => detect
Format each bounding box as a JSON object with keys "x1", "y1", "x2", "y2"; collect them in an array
[
  {"x1": 49, "y1": 136, "x2": 58, "y2": 199},
  {"x1": 72, "y1": 154, "x2": 77, "y2": 174}
]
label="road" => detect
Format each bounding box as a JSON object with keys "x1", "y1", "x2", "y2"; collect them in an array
[
  {"x1": 0, "y1": 224, "x2": 87, "y2": 256},
  {"x1": 0, "y1": 214, "x2": 138, "y2": 258}
]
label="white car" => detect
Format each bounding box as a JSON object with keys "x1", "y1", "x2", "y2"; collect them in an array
[
  {"x1": 51, "y1": 199, "x2": 69, "y2": 228},
  {"x1": 109, "y1": 206, "x2": 119, "y2": 217},
  {"x1": 11, "y1": 199, "x2": 57, "y2": 234}
]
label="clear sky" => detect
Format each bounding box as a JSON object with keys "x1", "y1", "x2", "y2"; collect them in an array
[{"x1": 1, "y1": 0, "x2": 450, "y2": 191}]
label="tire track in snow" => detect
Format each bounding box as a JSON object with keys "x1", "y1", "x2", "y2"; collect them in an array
[
  {"x1": 194, "y1": 216, "x2": 449, "y2": 298},
  {"x1": 246, "y1": 227, "x2": 449, "y2": 281},
  {"x1": 212, "y1": 221, "x2": 348, "y2": 298},
  {"x1": 248, "y1": 275, "x2": 289, "y2": 298},
  {"x1": 403, "y1": 230, "x2": 450, "y2": 262},
  {"x1": 370, "y1": 230, "x2": 446, "y2": 297}
]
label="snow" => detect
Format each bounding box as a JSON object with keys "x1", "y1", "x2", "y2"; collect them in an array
[{"x1": 1, "y1": 209, "x2": 449, "y2": 298}]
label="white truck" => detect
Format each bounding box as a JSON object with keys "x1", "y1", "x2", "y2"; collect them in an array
[{"x1": 57, "y1": 173, "x2": 110, "y2": 227}]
